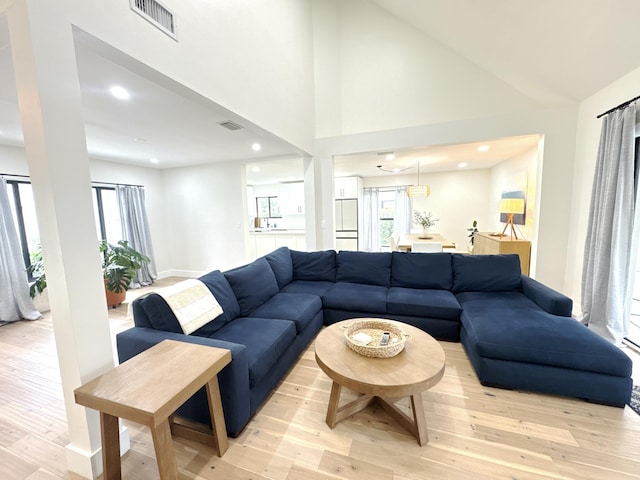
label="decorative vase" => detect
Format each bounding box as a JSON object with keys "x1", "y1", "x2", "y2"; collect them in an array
[{"x1": 419, "y1": 227, "x2": 431, "y2": 239}]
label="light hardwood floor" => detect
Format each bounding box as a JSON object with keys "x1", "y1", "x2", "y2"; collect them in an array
[{"x1": 1, "y1": 278, "x2": 639, "y2": 479}]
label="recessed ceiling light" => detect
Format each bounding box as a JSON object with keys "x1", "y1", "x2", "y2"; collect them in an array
[
  {"x1": 252, "y1": 167, "x2": 260, "y2": 172},
  {"x1": 149, "y1": 157, "x2": 159, "y2": 164},
  {"x1": 458, "y1": 162, "x2": 468, "y2": 168},
  {"x1": 386, "y1": 153, "x2": 395, "y2": 161},
  {"x1": 134, "y1": 137, "x2": 147, "y2": 143},
  {"x1": 477, "y1": 145, "x2": 489, "y2": 152},
  {"x1": 252, "y1": 143, "x2": 262, "y2": 152},
  {"x1": 110, "y1": 85, "x2": 131, "y2": 101}
]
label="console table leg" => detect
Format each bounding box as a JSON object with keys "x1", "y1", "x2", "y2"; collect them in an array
[
  {"x1": 100, "y1": 412, "x2": 121, "y2": 480},
  {"x1": 205, "y1": 376, "x2": 229, "y2": 457},
  {"x1": 151, "y1": 419, "x2": 178, "y2": 480}
]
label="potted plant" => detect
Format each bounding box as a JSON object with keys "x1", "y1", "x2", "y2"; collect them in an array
[
  {"x1": 100, "y1": 240, "x2": 150, "y2": 308},
  {"x1": 27, "y1": 240, "x2": 149, "y2": 309},
  {"x1": 467, "y1": 220, "x2": 478, "y2": 252},
  {"x1": 413, "y1": 210, "x2": 439, "y2": 238}
]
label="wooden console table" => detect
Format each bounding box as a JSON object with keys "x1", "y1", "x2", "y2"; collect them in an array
[
  {"x1": 473, "y1": 232, "x2": 531, "y2": 275},
  {"x1": 74, "y1": 340, "x2": 231, "y2": 480}
]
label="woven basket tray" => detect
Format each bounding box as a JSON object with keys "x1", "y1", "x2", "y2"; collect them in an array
[{"x1": 343, "y1": 319, "x2": 408, "y2": 358}]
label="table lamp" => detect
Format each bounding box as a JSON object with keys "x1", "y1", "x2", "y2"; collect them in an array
[{"x1": 499, "y1": 198, "x2": 525, "y2": 239}]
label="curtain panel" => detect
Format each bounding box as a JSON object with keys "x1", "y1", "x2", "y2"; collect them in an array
[
  {"x1": 581, "y1": 103, "x2": 640, "y2": 344},
  {"x1": 362, "y1": 187, "x2": 380, "y2": 252},
  {"x1": 116, "y1": 185, "x2": 157, "y2": 288},
  {"x1": 0, "y1": 177, "x2": 40, "y2": 322},
  {"x1": 393, "y1": 186, "x2": 412, "y2": 235}
]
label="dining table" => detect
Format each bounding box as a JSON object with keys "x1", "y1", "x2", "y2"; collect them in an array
[{"x1": 397, "y1": 233, "x2": 456, "y2": 251}]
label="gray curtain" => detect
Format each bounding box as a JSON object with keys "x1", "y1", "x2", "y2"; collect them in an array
[
  {"x1": 0, "y1": 177, "x2": 40, "y2": 322},
  {"x1": 393, "y1": 186, "x2": 412, "y2": 234},
  {"x1": 116, "y1": 185, "x2": 157, "y2": 288},
  {"x1": 581, "y1": 103, "x2": 640, "y2": 344},
  {"x1": 362, "y1": 187, "x2": 380, "y2": 252}
]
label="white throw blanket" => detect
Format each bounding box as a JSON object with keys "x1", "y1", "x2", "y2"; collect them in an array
[{"x1": 152, "y1": 279, "x2": 223, "y2": 334}]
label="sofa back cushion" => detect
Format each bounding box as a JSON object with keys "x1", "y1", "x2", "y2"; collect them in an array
[
  {"x1": 391, "y1": 252, "x2": 453, "y2": 289},
  {"x1": 224, "y1": 258, "x2": 280, "y2": 316},
  {"x1": 133, "y1": 272, "x2": 239, "y2": 336},
  {"x1": 337, "y1": 251, "x2": 392, "y2": 287},
  {"x1": 264, "y1": 246, "x2": 293, "y2": 289},
  {"x1": 452, "y1": 254, "x2": 521, "y2": 293},
  {"x1": 291, "y1": 250, "x2": 336, "y2": 282}
]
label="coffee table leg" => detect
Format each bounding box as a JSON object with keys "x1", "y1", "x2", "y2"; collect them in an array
[
  {"x1": 326, "y1": 381, "x2": 342, "y2": 428},
  {"x1": 151, "y1": 419, "x2": 178, "y2": 480},
  {"x1": 205, "y1": 376, "x2": 229, "y2": 457},
  {"x1": 410, "y1": 394, "x2": 428, "y2": 446},
  {"x1": 100, "y1": 412, "x2": 121, "y2": 480}
]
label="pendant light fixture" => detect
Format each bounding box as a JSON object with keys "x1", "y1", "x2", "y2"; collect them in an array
[{"x1": 407, "y1": 161, "x2": 430, "y2": 198}]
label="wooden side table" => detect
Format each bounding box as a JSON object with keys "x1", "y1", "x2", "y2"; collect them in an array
[{"x1": 74, "y1": 340, "x2": 231, "y2": 480}]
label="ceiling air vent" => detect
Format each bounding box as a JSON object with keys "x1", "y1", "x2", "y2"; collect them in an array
[
  {"x1": 218, "y1": 121, "x2": 243, "y2": 131},
  {"x1": 130, "y1": 0, "x2": 177, "y2": 40}
]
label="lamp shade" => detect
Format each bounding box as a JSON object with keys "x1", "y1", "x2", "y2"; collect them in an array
[
  {"x1": 407, "y1": 185, "x2": 431, "y2": 198},
  {"x1": 499, "y1": 198, "x2": 525, "y2": 214}
]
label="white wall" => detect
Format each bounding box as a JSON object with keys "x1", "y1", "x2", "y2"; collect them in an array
[
  {"x1": 315, "y1": 0, "x2": 537, "y2": 137},
  {"x1": 162, "y1": 161, "x2": 248, "y2": 276},
  {"x1": 60, "y1": 0, "x2": 315, "y2": 153},
  {"x1": 363, "y1": 169, "x2": 492, "y2": 251},
  {"x1": 566, "y1": 64, "x2": 640, "y2": 314}
]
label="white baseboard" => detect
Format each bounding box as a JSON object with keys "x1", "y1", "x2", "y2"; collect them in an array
[
  {"x1": 156, "y1": 269, "x2": 206, "y2": 279},
  {"x1": 65, "y1": 426, "x2": 129, "y2": 479}
]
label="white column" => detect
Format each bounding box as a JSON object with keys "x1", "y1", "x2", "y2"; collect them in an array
[
  {"x1": 304, "y1": 155, "x2": 335, "y2": 251},
  {"x1": 6, "y1": 1, "x2": 128, "y2": 478}
]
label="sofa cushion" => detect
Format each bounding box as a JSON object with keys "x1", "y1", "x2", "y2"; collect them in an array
[
  {"x1": 264, "y1": 247, "x2": 293, "y2": 289},
  {"x1": 457, "y1": 291, "x2": 632, "y2": 378},
  {"x1": 250, "y1": 293, "x2": 322, "y2": 333},
  {"x1": 452, "y1": 254, "x2": 521, "y2": 293},
  {"x1": 281, "y1": 280, "x2": 334, "y2": 297},
  {"x1": 323, "y1": 282, "x2": 388, "y2": 314},
  {"x1": 224, "y1": 258, "x2": 279, "y2": 316},
  {"x1": 387, "y1": 287, "x2": 461, "y2": 320},
  {"x1": 291, "y1": 250, "x2": 336, "y2": 282},
  {"x1": 212, "y1": 317, "x2": 297, "y2": 388},
  {"x1": 391, "y1": 252, "x2": 453, "y2": 289},
  {"x1": 198, "y1": 270, "x2": 241, "y2": 324},
  {"x1": 337, "y1": 251, "x2": 392, "y2": 287}
]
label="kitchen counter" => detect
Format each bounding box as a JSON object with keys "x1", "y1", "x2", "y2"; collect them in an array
[
  {"x1": 250, "y1": 229, "x2": 306, "y2": 234},
  {"x1": 248, "y1": 230, "x2": 307, "y2": 259}
]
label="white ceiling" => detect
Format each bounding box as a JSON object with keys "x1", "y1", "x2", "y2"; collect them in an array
[{"x1": 2, "y1": 2, "x2": 640, "y2": 180}]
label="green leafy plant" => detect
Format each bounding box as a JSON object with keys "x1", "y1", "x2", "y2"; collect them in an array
[
  {"x1": 28, "y1": 246, "x2": 47, "y2": 299},
  {"x1": 467, "y1": 220, "x2": 478, "y2": 245},
  {"x1": 413, "y1": 210, "x2": 439, "y2": 230},
  {"x1": 100, "y1": 240, "x2": 150, "y2": 293},
  {"x1": 27, "y1": 240, "x2": 150, "y2": 297}
]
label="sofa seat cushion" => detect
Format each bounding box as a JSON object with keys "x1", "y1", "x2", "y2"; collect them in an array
[
  {"x1": 391, "y1": 252, "x2": 453, "y2": 290},
  {"x1": 387, "y1": 287, "x2": 461, "y2": 321},
  {"x1": 224, "y1": 258, "x2": 280, "y2": 316},
  {"x1": 452, "y1": 254, "x2": 522, "y2": 293},
  {"x1": 336, "y1": 251, "x2": 391, "y2": 287},
  {"x1": 211, "y1": 317, "x2": 297, "y2": 388},
  {"x1": 457, "y1": 292, "x2": 632, "y2": 378},
  {"x1": 323, "y1": 282, "x2": 388, "y2": 314},
  {"x1": 250, "y1": 293, "x2": 322, "y2": 333},
  {"x1": 281, "y1": 280, "x2": 334, "y2": 296}
]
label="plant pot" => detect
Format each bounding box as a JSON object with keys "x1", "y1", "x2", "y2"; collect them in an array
[{"x1": 104, "y1": 279, "x2": 126, "y2": 308}]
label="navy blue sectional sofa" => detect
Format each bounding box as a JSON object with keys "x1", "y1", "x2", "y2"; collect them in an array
[{"x1": 116, "y1": 247, "x2": 632, "y2": 438}]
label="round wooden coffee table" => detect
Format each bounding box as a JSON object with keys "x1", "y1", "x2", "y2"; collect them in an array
[{"x1": 314, "y1": 318, "x2": 445, "y2": 445}]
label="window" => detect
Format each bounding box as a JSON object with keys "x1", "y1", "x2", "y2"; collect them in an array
[
  {"x1": 4, "y1": 180, "x2": 124, "y2": 275},
  {"x1": 5, "y1": 180, "x2": 40, "y2": 275},
  {"x1": 379, "y1": 190, "x2": 396, "y2": 248},
  {"x1": 93, "y1": 187, "x2": 122, "y2": 242}
]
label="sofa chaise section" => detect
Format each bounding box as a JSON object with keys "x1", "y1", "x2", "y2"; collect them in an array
[{"x1": 452, "y1": 254, "x2": 632, "y2": 406}]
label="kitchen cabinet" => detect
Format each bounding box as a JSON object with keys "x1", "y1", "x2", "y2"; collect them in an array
[
  {"x1": 278, "y1": 182, "x2": 305, "y2": 215},
  {"x1": 334, "y1": 177, "x2": 360, "y2": 199},
  {"x1": 473, "y1": 232, "x2": 531, "y2": 275},
  {"x1": 248, "y1": 231, "x2": 307, "y2": 261}
]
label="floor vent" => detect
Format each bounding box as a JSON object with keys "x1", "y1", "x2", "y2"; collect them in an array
[
  {"x1": 218, "y1": 121, "x2": 243, "y2": 131},
  {"x1": 130, "y1": 0, "x2": 177, "y2": 39}
]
